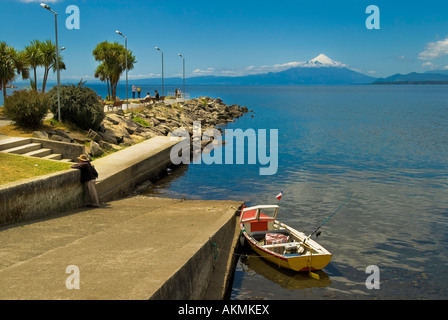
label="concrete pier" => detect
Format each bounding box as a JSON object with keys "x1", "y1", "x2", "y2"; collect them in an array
[
  {"x1": 0, "y1": 134, "x2": 244, "y2": 299},
  {"x1": 0, "y1": 196, "x2": 243, "y2": 300}
]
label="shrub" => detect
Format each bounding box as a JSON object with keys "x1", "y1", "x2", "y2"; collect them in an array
[
  {"x1": 48, "y1": 80, "x2": 105, "y2": 130},
  {"x1": 4, "y1": 89, "x2": 49, "y2": 129}
]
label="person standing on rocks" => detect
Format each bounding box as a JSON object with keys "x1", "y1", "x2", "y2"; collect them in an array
[
  {"x1": 71, "y1": 154, "x2": 100, "y2": 208},
  {"x1": 137, "y1": 86, "x2": 141, "y2": 98},
  {"x1": 155, "y1": 90, "x2": 160, "y2": 100},
  {"x1": 132, "y1": 85, "x2": 136, "y2": 99}
]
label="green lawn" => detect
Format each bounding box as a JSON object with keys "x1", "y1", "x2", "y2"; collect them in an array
[{"x1": 0, "y1": 153, "x2": 71, "y2": 185}]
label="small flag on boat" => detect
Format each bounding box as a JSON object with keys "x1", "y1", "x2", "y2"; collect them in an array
[{"x1": 276, "y1": 191, "x2": 283, "y2": 200}]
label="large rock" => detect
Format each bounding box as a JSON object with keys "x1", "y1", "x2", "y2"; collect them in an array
[
  {"x1": 48, "y1": 130, "x2": 72, "y2": 143},
  {"x1": 48, "y1": 129, "x2": 72, "y2": 143},
  {"x1": 98, "y1": 140, "x2": 120, "y2": 151},
  {"x1": 112, "y1": 123, "x2": 132, "y2": 140},
  {"x1": 98, "y1": 129, "x2": 118, "y2": 144},
  {"x1": 106, "y1": 113, "x2": 140, "y2": 135},
  {"x1": 86, "y1": 141, "x2": 104, "y2": 157},
  {"x1": 137, "y1": 131, "x2": 156, "y2": 140},
  {"x1": 33, "y1": 130, "x2": 49, "y2": 140},
  {"x1": 65, "y1": 131, "x2": 90, "y2": 144},
  {"x1": 87, "y1": 129, "x2": 102, "y2": 142}
]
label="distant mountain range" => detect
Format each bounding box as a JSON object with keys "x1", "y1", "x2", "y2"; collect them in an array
[
  {"x1": 21, "y1": 54, "x2": 448, "y2": 87},
  {"x1": 372, "y1": 70, "x2": 448, "y2": 84},
  {"x1": 135, "y1": 54, "x2": 376, "y2": 86}
]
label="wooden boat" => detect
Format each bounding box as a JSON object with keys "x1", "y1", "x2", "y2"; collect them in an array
[{"x1": 239, "y1": 205, "x2": 332, "y2": 272}]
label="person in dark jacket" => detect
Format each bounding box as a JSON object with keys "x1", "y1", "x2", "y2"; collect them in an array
[{"x1": 71, "y1": 154, "x2": 99, "y2": 207}]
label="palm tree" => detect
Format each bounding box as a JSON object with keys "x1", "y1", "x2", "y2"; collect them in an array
[
  {"x1": 94, "y1": 63, "x2": 111, "y2": 100},
  {"x1": 24, "y1": 40, "x2": 43, "y2": 91},
  {"x1": 0, "y1": 41, "x2": 29, "y2": 102},
  {"x1": 40, "y1": 40, "x2": 65, "y2": 93},
  {"x1": 92, "y1": 41, "x2": 136, "y2": 100}
]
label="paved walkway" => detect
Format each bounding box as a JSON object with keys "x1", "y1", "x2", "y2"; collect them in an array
[
  {"x1": 0, "y1": 134, "x2": 26, "y2": 143},
  {"x1": 0, "y1": 119, "x2": 12, "y2": 127},
  {"x1": 0, "y1": 196, "x2": 242, "y2": 299}
]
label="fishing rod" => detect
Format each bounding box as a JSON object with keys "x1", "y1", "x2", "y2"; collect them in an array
[{"x1": 307, "y1": 192, "x2": 358, "y2": 239}]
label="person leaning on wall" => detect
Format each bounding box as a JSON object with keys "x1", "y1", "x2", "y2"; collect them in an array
[{"x1": 71, "y1": 154, "x2": 100, "y2": 208}]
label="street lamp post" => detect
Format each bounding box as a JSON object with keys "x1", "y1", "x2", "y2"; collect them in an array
[
  {"x1": 40, "y1": 2, "x2": 61, "y2": 122},
  {"x1": 155, "y1": 47, "x2": 164, "y2": 96},
  {"x1": 116, "y1": 30, "x2": 128, "y2": 108},
  {"x1": 178, "y1": 53, "x2": 185, "y2": 98}
]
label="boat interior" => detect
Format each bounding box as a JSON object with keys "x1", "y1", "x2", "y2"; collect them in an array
[
  {"x1": 247, "y1": 224, "x2": 316, "y2": 256},
  {"x1": 240, "y1": 206, "x2": 322, "y2": 256}
]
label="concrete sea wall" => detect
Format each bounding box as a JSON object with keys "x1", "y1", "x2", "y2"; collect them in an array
[
  {"x1": 150, "y1": 213, "x2": 240, "y2": 300},
  {"x1": 94, "y1": 136, "x2": 182, "y2": 202},
  {"x1": 0, "y1": 170, "x2": 84, "y2": 225},
  {"x1": 0, "y1": 136, "x2": 183, "y2": 226}
]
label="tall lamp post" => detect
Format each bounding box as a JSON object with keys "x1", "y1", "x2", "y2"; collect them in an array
[
  {"x1": 178, "y1": 53, "x2": 185, "y2": 98},
  {"x1": 40, "y1": 2, "x2": 61, "y2": 122},
  {"x1": 155, "y1": 47, "x2": 164, "y2": 96},
  {"x1": 116, "y1": 30, "x2": 128, "y2": 108}
]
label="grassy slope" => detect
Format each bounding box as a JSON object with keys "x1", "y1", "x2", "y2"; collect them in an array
[{"x1": 0, "y1": 152, "x2": 71, "y2": 185}]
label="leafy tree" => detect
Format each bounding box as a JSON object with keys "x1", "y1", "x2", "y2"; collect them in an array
[
  {"x1": 24, "y1": 40, "x2": 43, "y2": 91},
  {"x1": 94, "y1": 63, "x2": 111, "y2": 99},
  {"x1": 0, "y1": 41, "x2": 29, "y2": 102},
  {"x1": 92, "y1": 41, "x2": 136, "y2": 100},
  {"x1": 39, "y1": 40, "x2": 65, "y2": 93}
]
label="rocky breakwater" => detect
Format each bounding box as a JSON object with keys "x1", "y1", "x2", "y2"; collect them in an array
[{"x1": 36, "y1": 97, "x2": 249, "y2": 158}]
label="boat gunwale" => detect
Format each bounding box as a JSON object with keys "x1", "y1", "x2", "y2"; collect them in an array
[{"x1": 239, "y1": 219, "x2": 332, "y2": 261}]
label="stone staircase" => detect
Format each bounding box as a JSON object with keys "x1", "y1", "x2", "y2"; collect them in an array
[{"x1": 0, "y1": 137, "x2": 73, "y2": 162}]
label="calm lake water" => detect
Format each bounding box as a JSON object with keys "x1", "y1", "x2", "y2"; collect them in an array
[
  {"x1": 139, "y1": 85, "x2": 448, "y2": 300},
  {"x1": 4, "y1": 83, "x2": 448, "y2": 299}
]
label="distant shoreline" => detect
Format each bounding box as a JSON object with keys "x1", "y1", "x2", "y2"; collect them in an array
[
  {"x1": 2, "y1": 82, "x2": 448, "y2": 107},
  {"x1": 371, "y1": 81, "x2": 448, "y2": 85}
]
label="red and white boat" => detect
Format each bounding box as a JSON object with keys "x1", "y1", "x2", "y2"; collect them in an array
[{"x1": 239, "y1": 205, "x2": 332, "y2": 272}]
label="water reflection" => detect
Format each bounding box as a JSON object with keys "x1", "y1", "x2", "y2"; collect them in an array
[{"x1": 237, "y1": 246, "x2": 332, "y2": 290}]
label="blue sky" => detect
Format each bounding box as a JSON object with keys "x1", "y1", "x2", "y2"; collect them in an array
[{"x1": 3, "y1": 0, "x2": 448, "y2": 82}]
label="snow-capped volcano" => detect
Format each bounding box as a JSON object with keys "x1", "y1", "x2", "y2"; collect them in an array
[
  {"x1": 305, "y1": 54, "x2": 348, "y2": 68},
  {"x1": 137, "y1": 52, "x2": 376, "y2": 85}
]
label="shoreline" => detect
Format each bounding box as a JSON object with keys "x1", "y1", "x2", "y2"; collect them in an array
[
  {"x1": 29, "y1": 97, "x2": 250, "y2": 159},
  {"x1": 0, "y1": 96, "x2": 251, "y2": 186}
]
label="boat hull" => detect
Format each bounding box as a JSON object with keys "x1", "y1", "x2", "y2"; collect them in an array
[{"x1": 245, "y1": 236, "x2": 332, "y2": 272}]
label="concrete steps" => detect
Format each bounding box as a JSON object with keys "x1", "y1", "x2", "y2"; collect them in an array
[
  {"x1": 0, "y1": 138, "x2": 31, "y2": 151},
  {"x1": 0, "y1": 137, "x2": 73, "y2": 163},
  {"x1": 42, "y1": 153, "x2": 62, "y2": 161},
  {"x1": 23, "y1": 148, "x2": 52, "y2": 158},
  {"x1": 3, "y1": 143, "x2": 43, "y2": 155}
]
